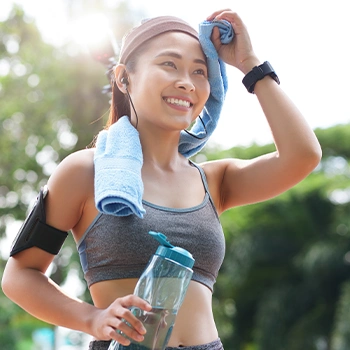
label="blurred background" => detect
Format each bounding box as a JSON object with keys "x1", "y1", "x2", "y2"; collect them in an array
[{"x1": 1, "y1": 1, "x2": 350, "y2": 349}]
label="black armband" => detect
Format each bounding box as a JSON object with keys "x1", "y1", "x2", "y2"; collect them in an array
[{"x1": 10, "y1": 186, "x2": 68, "y2": 257}]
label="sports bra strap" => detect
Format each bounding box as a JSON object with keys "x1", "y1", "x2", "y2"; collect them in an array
[{"x1": 189, "y1": 160, "x2": 210, "y2": 194}]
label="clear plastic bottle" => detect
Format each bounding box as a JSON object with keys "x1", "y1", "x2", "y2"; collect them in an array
[{"x1": 108, "y1": 231, "x2": 195, "y2": 350}]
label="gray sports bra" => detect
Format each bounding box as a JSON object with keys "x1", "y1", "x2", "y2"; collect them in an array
[{"x1": 77, "y1": 163, "x2": 225, "y2": 292}]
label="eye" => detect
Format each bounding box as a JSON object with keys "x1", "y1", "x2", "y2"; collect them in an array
[
  {"x1": 162, "y1": 61, "x2": 177, "y2": 69},
  {"x1": 194, "y1": 68, "x2": 207, "y2": 77}
]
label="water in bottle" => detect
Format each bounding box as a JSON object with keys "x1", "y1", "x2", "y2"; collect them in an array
[{"x1": 108, "y1": 231, "x2": 194, "y2": 350}]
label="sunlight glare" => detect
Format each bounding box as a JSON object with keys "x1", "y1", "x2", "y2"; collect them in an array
[
  {"x1": 69, "y1": 14, "x2": 118, "y2": 56},
  {"x1": 0, "y1": 1, "x2": 12, "y2": 22}
]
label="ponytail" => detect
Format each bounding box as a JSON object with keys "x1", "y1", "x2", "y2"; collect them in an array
[
  {"x1": 105, "y1": 38, "x2": 148, "y2": 129},
  {"x1": 105, "y1": 78, "x2": 130, "y2": 129}
]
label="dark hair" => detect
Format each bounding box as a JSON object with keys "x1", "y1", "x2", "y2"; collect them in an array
[
  {"x1": 105, "y1": 43, "x2": 148, "y2": 129},
  {"x1": 106, "y1": 81, "x2": 129, "y2": 128}
]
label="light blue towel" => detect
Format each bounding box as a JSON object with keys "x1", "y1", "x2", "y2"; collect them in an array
[
  {"x1": 178, "y1": 19, "x2": 234, "y2": 157},
  {"x1": 94, "y1": 20, "x2": 234, "y2": 218},
  {"x1": 94, "y1": 116, "x2": 146, "y2": 218}
]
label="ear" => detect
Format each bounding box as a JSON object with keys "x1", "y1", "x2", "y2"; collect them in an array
[{"x1": 114, "y1": 64, "x2": 129, "y2": 93}]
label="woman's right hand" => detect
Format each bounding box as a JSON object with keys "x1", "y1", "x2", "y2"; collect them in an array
[{"x1": 91, "y1": 295, "x2": 152, "y2": 345}]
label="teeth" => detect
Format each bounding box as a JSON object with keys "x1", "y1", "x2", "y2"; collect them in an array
[{"x1": 165, "y1": 98, "x2": 190, "y2": 108}]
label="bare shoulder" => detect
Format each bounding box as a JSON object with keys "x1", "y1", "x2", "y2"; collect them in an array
[
  {"x1": 56, "y1": 148, "x2": 94, "y2": 171},
  {"x1": 49, "y1": 148, "x2": 94, "y2": 184},
  {"x1": 45, "y1": 148, "x2": 96, "y2": 231}
]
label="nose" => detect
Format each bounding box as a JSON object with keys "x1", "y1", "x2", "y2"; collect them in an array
[{"x1": 175, "y1": 76, "x2": 195, "y2": 92}]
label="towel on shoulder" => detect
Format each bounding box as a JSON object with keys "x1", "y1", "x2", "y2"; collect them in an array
[{"x1": 94, "y1": 19, "x2": 234, "y2": 218}]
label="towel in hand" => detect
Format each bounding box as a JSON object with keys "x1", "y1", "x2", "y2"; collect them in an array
[
  {"x1": 178, "y1": 19, "x2": 234, "y2": 157},
  {"x1": 94, "y1": 20, "x2": 234, "y2": 218},
  {"x1": 94, "y1": 116, "x2": 146, "y2": 218}
]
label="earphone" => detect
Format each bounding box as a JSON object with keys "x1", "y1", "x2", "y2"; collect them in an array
[
  {"x1": 120, "y1": 73, "x2": 139, "y2": 129},
  {"x1": 121, "y1": 76, "x2": 129, "y2": 87},
  {"x1": 118, "y1": 72, "x2": 207, "y2": 139}
]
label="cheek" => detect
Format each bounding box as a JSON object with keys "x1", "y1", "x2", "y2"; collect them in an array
[
  {"x1": 192, "y1": 83, "x2": 210, "y2": 117},
  {"x1": 199, "y1": 80, "x2": 211, "y2": 103}
]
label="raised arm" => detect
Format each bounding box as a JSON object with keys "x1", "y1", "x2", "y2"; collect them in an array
[{"x1": 203, "y1": 10, "x2": 322, "y2": 213}]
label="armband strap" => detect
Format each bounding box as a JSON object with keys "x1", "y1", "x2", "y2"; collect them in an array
[{"x1": 10, "y1": 186, "x2": 68, "y2": 257}]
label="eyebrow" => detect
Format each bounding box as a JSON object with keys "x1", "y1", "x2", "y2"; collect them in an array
[{"x1": 155, "y1": 51, "x2": 207, "y2": 66}]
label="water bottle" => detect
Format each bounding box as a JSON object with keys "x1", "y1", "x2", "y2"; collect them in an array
[{"x1": 108, "y1": 231, "x2": 195, "y2": 350}]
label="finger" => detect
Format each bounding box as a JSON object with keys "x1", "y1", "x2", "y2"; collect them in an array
[
  {"x1": 206, "y1": 11, "x2": 245, "y2": 39},
  {"x1": 107, "y1": 326, "x2": 132, "y2": 346},
  {"x1": 104, "y1": 309, "x2": 145, "y2": 344},
  {"x1": 119, "y1": 295, "x2": 152, "y2": 312},
  {"x1": 214, "y1": 11, "x2": 240, "y2": 25},
  {"x1": 111, "y1": 317, "x2": 146, "y2": 344},
  {"x1": 110, "y1": 296, "x2": 151, "y2": 332},
  {"x1": 118, "y1": 307, "x2": 147, "y2": 335},
  {"x1": 108, "y1": 296, "x2": 152, "y2": 338},
  {"x1": 210, "y1": 27, "x2": 221, "y2": 51},
  {"x1": 206, "y1": 8, "x2": 232, "y2": 21}
]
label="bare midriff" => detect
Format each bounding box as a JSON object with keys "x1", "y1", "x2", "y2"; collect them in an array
[{"x1": 90, "y1": 278, "x2": 218, "y2": 347}]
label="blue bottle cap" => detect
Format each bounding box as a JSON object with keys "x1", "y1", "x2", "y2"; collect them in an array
[{"x1": 148, "y1": 231, "x2": 195, "y2": 269}]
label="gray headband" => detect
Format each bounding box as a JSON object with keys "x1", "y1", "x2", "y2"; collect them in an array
[{"x1": 119, "y1": 16, "x2": 199, "y2": 64}]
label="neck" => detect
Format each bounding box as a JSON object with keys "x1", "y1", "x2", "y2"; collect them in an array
[{"x1": 138, "y1": 128, "x2": 185, "y2": 170}]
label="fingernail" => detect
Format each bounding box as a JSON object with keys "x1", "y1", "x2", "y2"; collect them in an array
[
  {"x1": 123, "y1": 339, "x2": 131, "y2": 346},
  {"x1": 136, "y1": 334, "x2": 144, "y2": 342}
]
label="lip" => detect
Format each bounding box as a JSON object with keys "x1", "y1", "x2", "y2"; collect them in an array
[{"x1": 162, "y1": 96, "x2": 194, "y2": 110}]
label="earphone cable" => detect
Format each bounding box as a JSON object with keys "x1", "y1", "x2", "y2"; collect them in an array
[{"x1": 125, "y1": 86, "x2": 139, "y2": 129}]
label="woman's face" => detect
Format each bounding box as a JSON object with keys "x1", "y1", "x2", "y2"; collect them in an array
[{"x1": 127, "y1": 31, "x2": 210, "y2": 133}]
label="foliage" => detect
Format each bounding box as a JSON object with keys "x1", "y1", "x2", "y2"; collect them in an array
[
  {"x1": 209, "y1": 126, "x2": 350, "y2": 349},
  {"x1": 0, "y1": 2, "x2": 142, "y2": 348},
  {"x1": 331, "y1": 281, "x2": 350, "y2": 350}
]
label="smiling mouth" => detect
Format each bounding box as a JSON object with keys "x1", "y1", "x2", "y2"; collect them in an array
[{"x1": 163, "y1": 97, "x2": 193, "y2": 108}]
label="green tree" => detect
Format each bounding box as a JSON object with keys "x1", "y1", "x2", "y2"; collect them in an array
[
  {"x1": 207, "y1": 124, "x2": 350, "y2": 350},
  {"x1": 0, "y1": 2, "x2": 143, "y2": 348}
]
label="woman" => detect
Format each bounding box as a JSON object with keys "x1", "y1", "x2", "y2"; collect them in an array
[{"x1": 1, "y1": 9, "x2": 321, "y2": 350}]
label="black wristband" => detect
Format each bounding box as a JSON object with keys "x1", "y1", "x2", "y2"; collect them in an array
[{"x1": 242, "y1": 61, "x2": 280, "y2": 94}]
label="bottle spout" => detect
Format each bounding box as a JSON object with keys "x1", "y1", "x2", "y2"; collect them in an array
[
  {"x1": 148, "y1": 231, "x2": 174, "y2": 248},
  {"x1": 148, "y1": 231, "x2": 195, "y2": 269}
]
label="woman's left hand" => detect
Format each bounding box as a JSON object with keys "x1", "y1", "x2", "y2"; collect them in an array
[{"x1": 207, "y1": 9, "x2": 260, "y2": 74}]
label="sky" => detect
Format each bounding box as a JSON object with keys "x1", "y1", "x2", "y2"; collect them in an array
[{"x1": 1, "y1": 0, "x2": 350, "y2": 149}]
